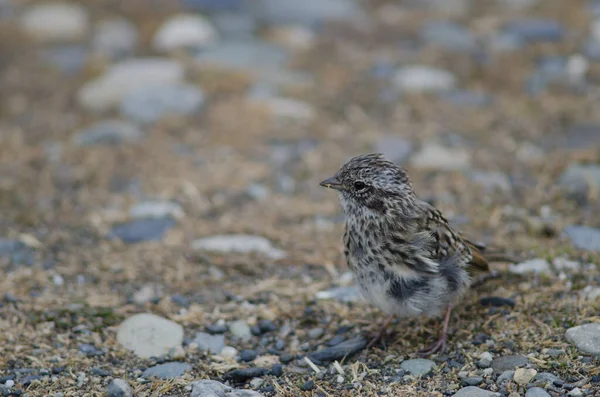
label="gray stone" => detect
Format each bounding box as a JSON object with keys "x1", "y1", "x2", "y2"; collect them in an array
[
  {"x1": 77, "y1": 58, "x2": 184, "y2": 112},
  {"x1": 251, "y1": 0, "x2": 364, "y2": 26},
  {"x1": 152, "y1": 14, "x2": 217, "y2": 51},
  {"x1": 129, "y1": 201, "x2": 184, "y2": 220},
  {"x1": 190, "y1": 380, "x2": 264, "y2": 397},
  {"x1": 478, "y1": 352, "x2": 493, "y2": 368},
  {"x1": 525, "y1": 388, "x2": 550, "y2": 397},
  {"x1": 452, "y1": 386, "x2": 501, "y2": 397},
  {"x1": 229, "y1": 320, "x2": 252, "y2": 341},
  {"x1": 503, "y1": 18, "x2": 564, "y2": 43},
  {"x1": 73, "y1": 120, "x2": 143, "y2": 146},
  {"x1": 20, "y1": 3, "x2": 88, "y2": 43},
  {"x1": 374, "y1": 136, "x2": 413, "y2": 164},
  {"x1": 496, "y1": 370, "x2": 515, "y2": 383},
  {"x1": 107, "y1": 379, "x2": 133, "y2": 397},
  {"x1": 559, "y1": 163, "x2": 600, "y2": 201},
  {"x1": 533, "y1": 372, "x2": 560, "y2": 384},
  {"x1": 509, "y1": 258, "x2": 550, "y2": 275},
  {"x1": 463, "y1": 377, "x2": 483, "y2": 386},
  {"x1": 410, "y1": 144, "x2": 470, "y2": 171},
  {"x1": 491, "y1": 355, "x2": 528, "y2": 373},
  {"x1": 400, "y1": 358, "x2": 435, "y2": 376},
  {"x1": 307, "y1": 337, "x2": 366, "y2": 365},
  {"x1": 93, "y1": 17, "x2": 138, "y2": 58},
  {"x1": 393, "y1": 66, "x2": 457, "y2": 93},
  {"x1": 142, "y1": 362, "x2": 191, "y2": 379},
  {"x1": 192, "y1": 234, "x2": 286, "y2": 259},
  {"x1": 117, "y1": 313, "x2": 184, "y2": 358},
  {"x1": 308, "y1": 328, "x2": 324, "y2": 339},
  {"x1": 120, "y1": 83, "x2": 205, "y2": 124},
  {"x1": 109, "y1": 218, "x2": 176, "y2": 244},
  {"x1": 192, "y1": 332, "x2": 225, "y2": 354},
  {"x1": 315, "y1": 286, "x2": 361, "y2": 302},
  {"x1": 514, "y1": 368, "x2": 537, "y2": 385},
  {"x1": 564, "y1": 226, "x2": 600, "y2": 252},
  {"x1": 565, "y1": 323, "x2": 600, "y2": 355},
  {"x1": 420, "y1": 21, "x2": 477, "y2": 52}
]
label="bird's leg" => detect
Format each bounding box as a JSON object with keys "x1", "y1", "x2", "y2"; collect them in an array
[
  {"x1": 418, "y1": 304, "x2": 453, "y2": 356},
  {"x1": 367, "y1": 314, "x2": 394, "y2": 349}
]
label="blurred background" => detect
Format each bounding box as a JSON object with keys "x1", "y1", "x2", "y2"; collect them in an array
[{"x1": 0, "y1": 0, "x2": 599, "y2": 396}]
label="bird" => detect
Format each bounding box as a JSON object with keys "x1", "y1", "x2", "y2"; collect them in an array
[{"x1": 319, "y1": 153, "x2": 489, "y2": 355}]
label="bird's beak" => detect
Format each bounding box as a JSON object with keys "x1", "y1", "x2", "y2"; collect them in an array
[{"x1": 319, "y1": 176, "x2": 344, "y2": 191}]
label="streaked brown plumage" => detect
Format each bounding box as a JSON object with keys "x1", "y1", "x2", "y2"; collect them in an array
[{"x1": 320, "y1": 153, "x2": 489, "y2": 354}]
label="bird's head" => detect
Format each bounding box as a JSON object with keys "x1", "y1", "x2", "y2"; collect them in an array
[{"x1": 319, "y1": 153, "x2": 415, "y2": 216}]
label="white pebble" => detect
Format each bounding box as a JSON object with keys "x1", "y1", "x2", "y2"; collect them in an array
[
  {"x1": 219, "y1": 346, "x2": 238, "y2": 359},
  {"x1": 153, "y1": 14, "x2": 217, "y2": 51}
]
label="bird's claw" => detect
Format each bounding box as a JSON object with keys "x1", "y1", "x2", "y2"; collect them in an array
[{"x1": 417, "y1": 337, "x2": 446, "y2": 356}]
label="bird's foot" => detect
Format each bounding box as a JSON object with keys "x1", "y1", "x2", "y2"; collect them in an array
[
  {"x1": 417, "y1": 335, "x2": 446, "y2": 356},
  {"x1": 366, "y1": 314, "x2": 394, "y2": 350}
]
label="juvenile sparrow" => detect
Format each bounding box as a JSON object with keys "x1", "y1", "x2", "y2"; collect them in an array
[{"x1": 320, "y1": 153, "x2": 489, "y2": 354}]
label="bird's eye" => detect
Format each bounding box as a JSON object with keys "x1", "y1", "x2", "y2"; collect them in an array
[{"x1": 354, "y1": 181, "x2": 367, "y2": 190}]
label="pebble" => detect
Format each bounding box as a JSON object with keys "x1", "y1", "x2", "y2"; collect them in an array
[
  {"x1": 191, "y1": 332, "x2": 225, "y2": 354},
  {"x1": 497, "y1": 370, "x2": 515, "y2": 383},
  {"x1": 559, "y1": 163, "x2": 600, "y2": 202},
  {"x1": 270, "y1": 364, "x2": 283, "y2": 377},
  {"x1": 279, "y1": 353, "x2": 294, "y2": 363},
  {"x1": 393, "y1": 66, "x2": 457, "y2": 93},
  {"x1": 108, "y1": 218, "x2": 176, "y2": 244},
  {"x1": 229, "y1": 320, "x2": 253, "y2": 341},
  {"x1": 410, "y1": 144, "x2": 471, "y2": 171},
  {"x1": 420, "y1": 20, "x2": 477, "y2": 52},
  {"x1": 252, "y1": 0, "x2": 364, "y2": 26},
  {"x1": 503, "y1": 18, "x2": 564, "y2": 43},
  {"x1": 129, "y1": 201, "x2": 184, "y2": 220},
  {"x1": 581, "y1": 286, "x2": 600, "y2": 301},
  {"x1": 326, "y1": 335, "x2": 345, "y2": 347},
  {"x1": 78, "y1": 58, "x2": 184, "y2": 112},
  {"x1": 525, "y1": 387, "x2": 551, "y2": 397},
  {"x1": 73, "y1": 120, "x2": 143, "y2": 147},
  {"x1": 509, "y1": 258, "x2": 550, "y2": 275},
  {"x1": 478, "y1": 352, "x2": 493, "y2": 368},
  {"x1": 78, "y1": 343, "x2": 100, "y2": 357},
  {"x1": 206, "y1": 323, "x2": 228, "y2": 334},
  {"x1": 452, "y1": 386, "x2": 501, "y2": 397},
  {"x1": 241, "y1": 350, "x2": 257, "y2": 362},
  {"x1": 307, "y1": 337, "x2": 366, "y2": 365},
  {"x1": 153, "y1": 14, "x2": 217, "y2": 51},
  {"x1": 315, "y1": 286, "x2": 361, "y2": 302},
  {"x1": 258, "y1": 320, "x2": 276, "y2": 333},
  {"x1": 479, "y1": 297, "x2": 515, "y2": 308},
  {"x1": 375, "y1": 136, "x2": 413, "y2": 164},
  {"x1": 107, "y1": 379, "x2": 133, "y2": 397},
  {"x1": 192, "y1": 235, "x2": 286, "y2": 260},
  {"x1": 400, "y1": 358, "x2": 435, "y2": 376},
  {"x1": 20, "y1": 3, "x2": 88, "y2": 43},
  {"x1": 514, "y1": 368, "x2": 537, "y2": 385},
  {"x1": 249, "y1": 378, "x2": 264, "y2": 389},
  {"x1": 308, "y1": 327, "x2": 324, "y2": 339},
  {"x1": 142, "y1": 362, "x2": 191, "y2": 379},
  {"x1": 189, "y1": 380, "x2": 264, "y2": 397},
  {"x1": 93, "y1": 17, "x2": 138, "y2": 58},
  {"x1": 300, "y1": 379, "x2": 315, "y2": 391},
  {"x1": 121, "y1": 83, "x2": 205, "y2": 124},
  {"x1": 569, "y1": 388, "x2": 583, "y2": 397},
  {"x1": 133, "y1": 284, "x2": 163, "y2": 305},
  {"x1": 563, "y1": 226, "x2": 600, "y2": 252},
  {"x1": 223, "y1": 368, "x2": 267, "y2": 382},
  {"x1": 565, "y1": 323, "x2": 600, "y2": 355},
  {"x1": 491, "y1": 355, "x2": 528, "y2": 373},
  {"x1": 117, "y1": 313, "x2": 184, "y2": 358},
  {"x1": 463, "y1": 377, "x2": 483, "y2": 386}
]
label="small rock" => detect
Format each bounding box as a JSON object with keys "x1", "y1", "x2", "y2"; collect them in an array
[
  {"x1": 564, "y1": 226, "x2": 600, "y2": 252},
  {"x1": 503, "y1": 19, "x2": 564, "y2": 43},
  {"x1": 249, "y1": 378, "x2": 264, "y2": 389},
  {"x1": 133, "y1": 284, "x2": 163, "y2": 305},
  {"x1": 117, "y1": 313, "x2": 183, "y2": 358},
  {"x1": 192, "y1": 235, "x2": 286, "y2": 259},
  {"x1": 514, "y1": 368, "x2": 537, "y2": 385},
  {"x1": 93, "y1": 17, "x2": 138, "y2": 58},
  {"x1": 120, "y1": 83, "x2": 205, "y2": 124},
  {"x1": 73, "y1": 120, "x2": 143, "y2": 147},
  {"x1": 192, "y1": 332, "x2": 225, "y2": 354},
  {"x1": 261, "y1": 98, "x2": 315, "y2": 124},
  {"x1": 171, "y1": 294, "x2": 189, "y2": 308},
  {"x1": 129, "y1": 201, "x2": 184, "y2": 220},
  {"x1": 478, "y1": 352, "x2": 493, "y2": 368},
  {"x1": 497, "y1": 370, "x2": 515, "y2": 383},
  {"x1": 410, "y1": 144, "x2": 471, "y2": 171},
  {"x1": 300, "y1": 380, "x2": 315, "y2": 391},
  {"x1": 315, "y1": 286, "x2": 361, "y2": 302},
  {"x1": 240, "y1": 350, "x2": 257, "y2": 362},
  {"x1": 190, "y1": 380, "x2": 264, "y2": 397},
  {"x1": 206, "y1": 323, "x2": 228, "y2": 334},
  {"x1": 258, "y1": 320, "x2": 276, "y2": 333},
  {"x1": 107, "y1": 379, "x2": 133, "y2": 397},
  {"x1": 326, "y1": 335, "x2": 345, "y2": 347},
  {"x1": 223, "y1": 368, "x2": 267, "y2": 382},
  {"x1": 559, "y1": 163, "x2": 600, "y2": 201},
  {"x1": 480, "y1": 297, "x2": 515, "y2": 307},
  {"x1": 452, "y1": 386, "x2": 501, "y2": 397},
  {"x1": 153, "y1": 14, "x2": 217, "y2": 51},
  {"x1": 78, "y1": 343, "x2": 100, "y2": 357},
  {"x1": 142, "y1": 362, "x2": 191, "y2": 379},
  {"x1": 581, "y1": 286, "x2": 600, "y2": 301},
  {"x1": 393, "y1": 66, "x2": 457, "y2": 93},
  {"x1": 109, "y1": 218, "x2": 176, "y2": 244},
  {"x1": 491, "y1": 355, "x2": 528, "y2": 373},
  {"x1": 463, "y1": 377, "x2": 483, "y2": 386},
  {"x1": 568, "y1": 388, "x2": 583, "y2": 397},
  {"x1": 533, "y1": 372, "x2": 560, "y2": 384},
  {"x1": 20, "y1": 3, "x2": 88, "y2": 43},
  {"x1": 220, "y1": 346, "x2": 239, "y2": 359},
  {"x1": 307, "y1": 337, "x2": 366, "y2": 365},
  {"x1": 565, "y1": 323, "x2": 600, "y2": 355},
  {"x1": 509, "y1": 258, "x2": 550, "y2": 275},
  {"x1": 271, "y1": 364, "x2": 283, "y2": 377},
  {"x1": 230, "y1": 320, "x2": 252, "y2": 341},
  {"x1": 77, "y1": 58, "x2": 184, "y2": 112},
  {"x1": 420, "y1": 20, "x2": 477, "y2": 52},
  {"x1": 308, "y1": 328, "x2": 324, "y2": 339},
  {"x1": 400, "y1": 358, "x2": 435, "y2": 376},
  {"x1": 375, "y1": 136, "x2": 413, "y2": 164},
  {"x1": 279, "y1": 354, "x2": 294, "y2": 363}
]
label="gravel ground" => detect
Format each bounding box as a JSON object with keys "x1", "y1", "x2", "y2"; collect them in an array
[{"x1": 1, "y1": 0, "x2": 600, "y2": 396}]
